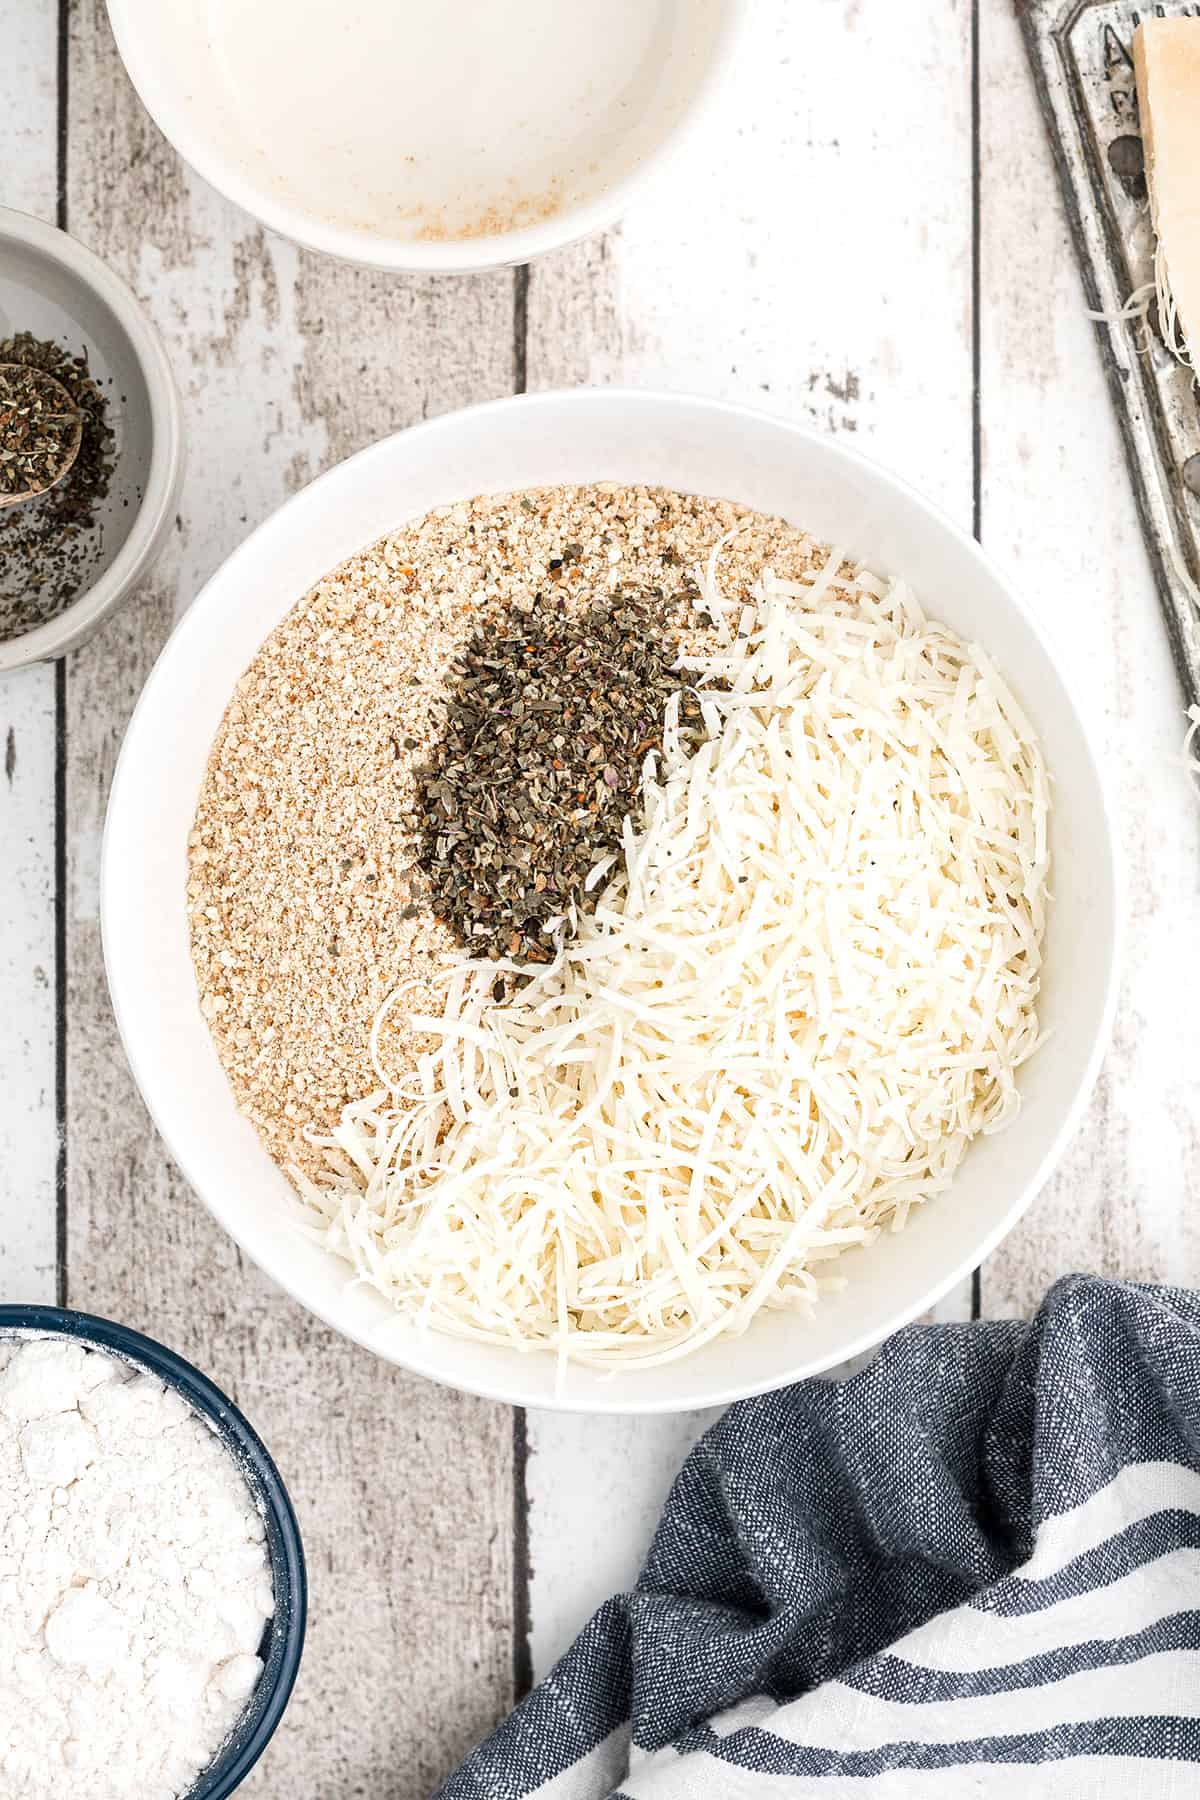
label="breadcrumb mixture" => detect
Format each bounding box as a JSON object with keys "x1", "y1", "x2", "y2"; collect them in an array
[{"x1": 188, "y1": 484, "x2": 820, "y2": 1180}]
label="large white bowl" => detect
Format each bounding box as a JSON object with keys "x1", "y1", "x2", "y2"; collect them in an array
[
  {"x1": 103, "y1": 390, "x2": 1120, "y2": 1413},
  {"x1": 105, "y1": 0, "x2": 745, "y2": 274}
]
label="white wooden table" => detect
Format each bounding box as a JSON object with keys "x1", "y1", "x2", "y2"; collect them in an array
[{"x1": 3, "y1": 3, "x2": 1199, "y2": 1792}]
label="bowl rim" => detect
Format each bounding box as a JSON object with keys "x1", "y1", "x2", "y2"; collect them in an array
[
  {"x1": 103, "y1": 0, "x2": 750, "y2": 273},
  {"x1": 0, "y1": 1302, "x2": 306, "y2": 1797},
  {"x1": 101, "y1": 386, "x2": 1123, "y2": 1413},
  {"x1": 0, "y1": 206, "x2": 186, "y2": 671}
]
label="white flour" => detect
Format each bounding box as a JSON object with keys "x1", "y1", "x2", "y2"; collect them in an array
[{"x1": 0, "y1": 1335, "x2": 275, "y2": 1800}]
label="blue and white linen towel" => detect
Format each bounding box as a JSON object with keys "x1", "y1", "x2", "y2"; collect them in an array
[{"x1": 439, "y1": 1276, "x2": 1200, "y2": 1797}]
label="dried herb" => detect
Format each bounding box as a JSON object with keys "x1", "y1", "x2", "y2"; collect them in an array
[
  {"x1": 415, "y1": 588, "x2": 711, "y2": 964},
  {"x1": 0, "y1": 331, "x2": 117, "y2": 642},
  {"x1": 0, "y1": 364, "x2": 79, "y2": 500}
]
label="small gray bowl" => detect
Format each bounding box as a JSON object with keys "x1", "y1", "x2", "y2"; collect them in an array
[{"x1": 0, "y1": 206, "x2": 184, "y2": 670}]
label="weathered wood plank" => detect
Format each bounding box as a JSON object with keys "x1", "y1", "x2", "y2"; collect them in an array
[
  {"x1": 0, "y1": 0, "x2": 58, "y2": 1305},
  {"x1": 522, "y1": 0, "x2": 978, "y2": 1670},
  {"x1": 63, "y1": 3, "x2": 519, "y2": 1791},
  {"x1": 526, "y1": 1407, "x2": 720, "y2": 1681},
  {"x1": 0, "y1": 665, "x2": 56, "y2": 1306},
  {"x1": 0, "y1": 0, "x2": 55, "y2": 195},
  {"x1": 529, "y1": 2, "x2": 975, "y2": 516},
  {"x1": 978, "y1": 0, "x2": 1200, "y2": 1316}
]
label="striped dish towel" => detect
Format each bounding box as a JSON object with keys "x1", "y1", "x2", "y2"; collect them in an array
[{"x1": 439, "y1": 1276, "x2": 1200, "y2": 1798}]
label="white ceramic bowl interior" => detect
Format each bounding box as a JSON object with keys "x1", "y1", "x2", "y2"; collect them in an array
[
  {"x1": 0, "y1": 208, "x2": 183, "y2": 669},
  {"x1": 105, "y1": 0, "x2": 745, "y2": 273},
  {"x1": 102, "y1": 390, "x2": 1120, "y2": 1413}
]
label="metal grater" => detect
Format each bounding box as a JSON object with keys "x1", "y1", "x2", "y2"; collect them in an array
[{"x1": 1020, "y1": 0, "x2": 1200, "y2": 706}]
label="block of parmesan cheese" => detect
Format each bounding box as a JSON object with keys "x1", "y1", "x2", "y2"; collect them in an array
[{"x1": 1134, "y1": 17, "x2": 1200, "y2": 363}]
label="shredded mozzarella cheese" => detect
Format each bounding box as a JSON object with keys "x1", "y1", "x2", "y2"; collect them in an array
[
  {"x1": 1183, "y1": 705, "x2": 1200, "y2": 779},
  {"x1": 296, "y1": 549, "x2": 1050, "y2": 1375},
  {"x1": 1155, "y1": 228, "x2": 1193, "y2": 367}
]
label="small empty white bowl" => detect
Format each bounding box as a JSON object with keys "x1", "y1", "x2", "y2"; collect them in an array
[
  {"x1": 0, "y1": 207, "x2": 183, "y2": 670},
  {"x1": 105, "y1": 0, "x2": 746, "y2": 273},
  {"x1": 101, "y1": 390, "x2": 1121, "y2": 1414}
]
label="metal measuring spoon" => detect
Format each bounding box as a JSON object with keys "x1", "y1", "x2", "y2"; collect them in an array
[{"x1": 0, "y1": 363, "x2": 83, "y2": 509}]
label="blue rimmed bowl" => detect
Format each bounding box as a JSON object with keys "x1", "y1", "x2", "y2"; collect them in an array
[{"x1": 0, "y1": 1304, "x2": 306, "y2": 1800}]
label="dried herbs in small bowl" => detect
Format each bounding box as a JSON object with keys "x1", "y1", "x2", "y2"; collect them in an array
[{"x1": 0, "y1": 205, "x2": 183, "y2": 669}]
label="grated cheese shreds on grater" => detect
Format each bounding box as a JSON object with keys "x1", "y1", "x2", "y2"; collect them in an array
[{"x1": 295, "y1": 547, "x2": 1049, "y2": 1372}]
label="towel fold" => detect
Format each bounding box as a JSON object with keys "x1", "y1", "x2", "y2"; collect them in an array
[{"x1": 439, "y1": 1276, "x2": 1200, "y2": 1798}]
